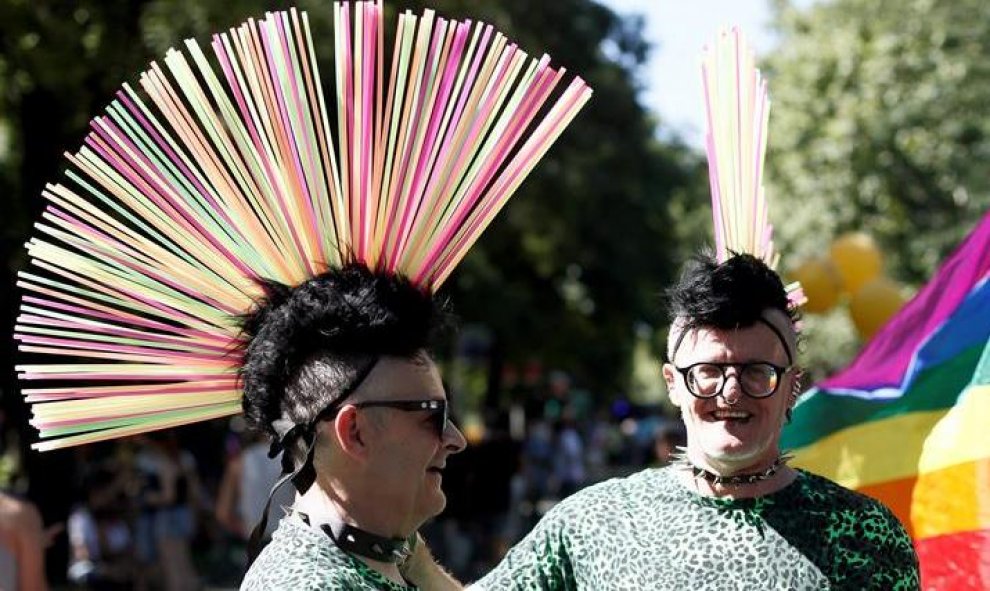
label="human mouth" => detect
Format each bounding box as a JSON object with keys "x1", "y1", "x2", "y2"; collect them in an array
[{"x1": 708, "y1": 409, "x2": 753, "y2": 423}]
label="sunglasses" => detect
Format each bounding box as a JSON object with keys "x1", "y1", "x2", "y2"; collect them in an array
[{"x1": 352, "y1": 399, "x2": 449, "y2": 438}]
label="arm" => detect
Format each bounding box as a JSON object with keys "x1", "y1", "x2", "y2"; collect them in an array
[
  {"x1": 215, "y1": 455, "x2": 246, "y2": 538},
  {"x1": 868, "y1": 508, "x2": 921, "y2": 591},
  {"x1": 15, "y1": 499, "x2": 49, "y2": 591},
  {"x1": 471, "y1": 501, "x2": 575, "y2": 591},
  {"x1": 182, "y1": 451, "x2": 206, "y2": 513}
]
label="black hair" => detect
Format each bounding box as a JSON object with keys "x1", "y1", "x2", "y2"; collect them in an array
[
  {"x1": 666, "y1": 252, "x2": 798, "y2": 336},
  {"x1": 238, "y1": 263, "x2": 452, "y2": 438}
]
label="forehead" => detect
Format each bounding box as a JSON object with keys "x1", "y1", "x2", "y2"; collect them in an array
[
  {"x1": 674, "y1": 322, "x2": 790, "y2": 365},
  {"x1": 354, "y1": 354, "x2": 445, "y2": 401}
]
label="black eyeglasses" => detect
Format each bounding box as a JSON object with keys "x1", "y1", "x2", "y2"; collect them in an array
[
  {"x1": 674, "y1": 362, "x2": 791, "y2": 399},
  {"x1": 352, "y1": 399, "x2": 448, "y2": 438}
]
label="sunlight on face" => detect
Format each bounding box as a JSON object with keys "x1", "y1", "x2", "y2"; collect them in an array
[
  {"x1": 664, "y1": 313, "x2": 795, "y2": 472},
  {"x1": 355, "y1": 355, "x2": 466, "y2": 526}
]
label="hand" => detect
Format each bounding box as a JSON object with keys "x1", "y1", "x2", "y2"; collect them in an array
[
  {"x1": 398, "y1": 532, "x2": 464, "y2": 591},
  {"x1": 43, "y1": 522, "x2": 65, "y2": 548}
]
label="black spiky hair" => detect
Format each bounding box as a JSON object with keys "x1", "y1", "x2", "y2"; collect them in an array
[
  {"x1": 238, "y1": 263, "x2": 452, "y2": 437},
  {"x1": 666, "y1": 252, "x2": 797, "y2": 336}
]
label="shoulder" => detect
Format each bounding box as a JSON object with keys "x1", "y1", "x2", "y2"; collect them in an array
[
  {"x1": 241, "y1": 518, "x2": 353, "y2": 589},
  {"x1": 796, "y1": 470, "x2": 903, "y2": 520},
  {"x1": 558, "y1": 468, "x2": 673, "y2": 508},
  {"x1": 534, "y1": 467, "x2": 677, "y2": 536},
  {"x1": 790, "y1": 471, "x2": 919, "y2": 588},
  {"x1": 0, "y1": 494, "x2": 42, "y2": 532}
]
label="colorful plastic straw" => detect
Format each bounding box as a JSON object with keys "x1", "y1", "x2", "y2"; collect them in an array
[
  {"x1": 701, "y1": 28, "x2": 803, "y2": 305},
  {"x1": 15, "y1": 2, "x2": 592, "y2": 450}
]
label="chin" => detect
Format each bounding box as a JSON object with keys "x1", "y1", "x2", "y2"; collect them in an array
[
  {"x1": 417, "y1": 490, "x2": 447, "y2": 521},
  {"x1": 703, "y1": 438, "x2": 767, "y2": 466}
]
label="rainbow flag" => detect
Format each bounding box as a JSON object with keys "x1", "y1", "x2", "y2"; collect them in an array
[{"x1": 783, "y1": 212, "x2": 990, "y2": 590}]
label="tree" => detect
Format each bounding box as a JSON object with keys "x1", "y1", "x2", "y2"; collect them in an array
[{"x1": 764, "y1": 0, "x2": 990, "y2": 374}]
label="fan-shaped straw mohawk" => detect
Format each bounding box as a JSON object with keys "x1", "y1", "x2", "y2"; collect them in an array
[
  {"x1": 14, "y1": 2, "x2": 592, "y2": 451},
  {"x1": 701, "y1": 28, "x2": 804, "y2": 307}
]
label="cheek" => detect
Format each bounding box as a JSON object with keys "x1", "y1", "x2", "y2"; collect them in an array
[
  {"x1": 679, "y1": 398, "x2": 709, "y2": 422},
  {"x1": 668, "y1": 381, "x2": 690, "y2": 409},
  {"x1": 755, "y1": 397, "x2": 789, "y2": 426}
]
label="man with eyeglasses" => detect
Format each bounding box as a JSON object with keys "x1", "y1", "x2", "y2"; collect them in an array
[
  {"x1": 465, "y1": 253, "x2": 920, "y2": 590},
  {"x1": 239, "y1": 264, "x2": 466, "y2": 590}
]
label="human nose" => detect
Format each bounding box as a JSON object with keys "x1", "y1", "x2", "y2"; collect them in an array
[
  {"x1": 443, "y1": 421, "x2": 467, "y2": 454},
  {"x1": 719, "y1": 368, "x2": 743, "y2": 405}
]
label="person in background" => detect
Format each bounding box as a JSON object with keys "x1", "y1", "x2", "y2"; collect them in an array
[
  {"x1": 652, "y1": 423, "x2": 687, "y2": 467},
  {"x1": 216, "y1": 429, "x2": 293, "y2": 544},
  {"x1": 67, "y1": 466, "x2": 137, "y2": 590},
  {"x1": 0, "y1": 491, "x2": 49, "y2": 591},
  {"x1": 136, "y1": 432, "x2": 201, "y2": 591}
]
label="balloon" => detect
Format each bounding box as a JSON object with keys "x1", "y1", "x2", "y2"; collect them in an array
[
  {"x1": 849, "y1": 277, "x2": 907, "y2": 341},
  {"x1": 461, "y1": 416, "x2": 486, "y2": 445},
  {"x1": 829, "y1": 232, "x2": 883, "y2": 293},
  {"x1": 789, "y1": 258, "x2": 841, "y2": 313}
]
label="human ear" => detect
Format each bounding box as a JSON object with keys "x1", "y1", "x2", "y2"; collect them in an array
[
  {"x1": 330, "y1": 406, "x2": 369, "y2": 460},
  {"x1": 662, "y1": 364, "x2": 681, "y2": 407}
]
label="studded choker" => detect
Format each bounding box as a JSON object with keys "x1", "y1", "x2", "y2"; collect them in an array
[
  {"x1": 673, "y1": 449, "x2": 792, "y2": 486},
  {"x1": 297, "y1": 511, "x2": 413, "y2": 564}
]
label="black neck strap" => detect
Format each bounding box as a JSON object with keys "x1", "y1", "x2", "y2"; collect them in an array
[
  {"x1": 245, "y1": 429, "x2": 317, "y2": 567},
  {"x1": 298, "y1": 511, "x2": 413, "y2": 564}
]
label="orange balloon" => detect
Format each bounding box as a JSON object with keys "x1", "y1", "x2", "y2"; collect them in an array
[
  {"x1": 830, "y1": 233, "x2": 883, "y2": 293},
  {"x1": 849, "y1": 277, "x2": 906, "y2": 341},
  {"x1": 789, "y1": 258, "x2": 841, "y2": 313}
]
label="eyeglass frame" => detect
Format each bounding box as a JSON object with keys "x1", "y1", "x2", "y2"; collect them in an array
[
  {"x1": 351, "y1": 399, "x2": 449, "y2": 438},
  {"x1": 672, "y1": 361, "x2": 792, "y2": 400}
]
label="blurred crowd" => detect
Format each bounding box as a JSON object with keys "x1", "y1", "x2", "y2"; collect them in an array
[{"x1": 0, "y1": 374, "x2": 685, "y2": 589}]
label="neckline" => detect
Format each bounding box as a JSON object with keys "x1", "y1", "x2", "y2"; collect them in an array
[
  {"x1": 663, "y1": 465, "x2": 805, "y2": 509},
  {"x1": 282, "y1": 517, "x2": 415, "y2": 590}
]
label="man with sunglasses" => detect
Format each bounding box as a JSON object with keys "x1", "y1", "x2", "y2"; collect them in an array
[
  {"x1": 467, "y1": 253, "x2": 919, "y2": 590},
  {"x1": 239, "y1": 264, "x2": 466, "y2": 590}
]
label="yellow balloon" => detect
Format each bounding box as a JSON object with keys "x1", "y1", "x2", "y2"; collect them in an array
[
  {"x1": 849, "y1": 277, "x2": 906, "y2": 341},
  {"x1": 829, "y1": 232, "x2": 883, "y2": 293},
  {"x1": 789, "y1": 258, "x2": 841, "y2": 313},
  {"x1": 461, "y1": 417, "x2": 486, "y2": 445}
]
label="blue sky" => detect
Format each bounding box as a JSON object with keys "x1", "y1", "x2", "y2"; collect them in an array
[{"x1": 599, "y1": 0, "x2": 812, "y2": 147}]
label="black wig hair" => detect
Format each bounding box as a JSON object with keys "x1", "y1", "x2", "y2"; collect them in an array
[
  {"x1": 238, "y1": 263, "x2": 452, "y2": 437},
  {"x1": 666, "y1": 252, "x2": 797, "y2": 333}
]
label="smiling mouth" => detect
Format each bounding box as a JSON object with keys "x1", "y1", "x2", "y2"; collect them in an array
[{"x1": 707, "y1": 409, "x2": 753, "y2": 424}]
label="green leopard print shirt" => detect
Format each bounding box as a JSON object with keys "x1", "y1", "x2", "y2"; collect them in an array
[
  {"x1": 475, "y1": 467, "x2": 920, "y2": 590},
  {"x1": 240, "y1": 514, "x2": 416, "y2": 590}
]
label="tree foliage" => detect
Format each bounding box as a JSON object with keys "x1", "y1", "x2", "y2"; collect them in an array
[
  {"x1": 768, "y1": 0, "x2": 990, "y2": 281},
  {"x1": 765, "y1": 0, "x2": 990, "y2": 376}
]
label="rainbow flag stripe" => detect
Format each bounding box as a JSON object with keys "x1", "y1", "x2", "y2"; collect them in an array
[{"x1": 783, "y1": 212, "x2": 990, "y2": 590}]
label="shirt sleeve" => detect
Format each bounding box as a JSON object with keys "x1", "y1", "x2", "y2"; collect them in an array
[
  {"x1": 866, "y1": 506, "x2": 921, "y2": 591},
  {"x1": 473, "y1": 502, "x2": 577, "y2": 591},
  {"x1": 826, "y1": 501, "x2": 920, "y2": 590}
]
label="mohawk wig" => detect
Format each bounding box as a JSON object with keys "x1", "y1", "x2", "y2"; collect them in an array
[
  {"x1": 239, "y1": 264, "x2": 451, "y2": 437},
  {"x1": 667, "y1": 252, "x2": 796, "y2": 335}
]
